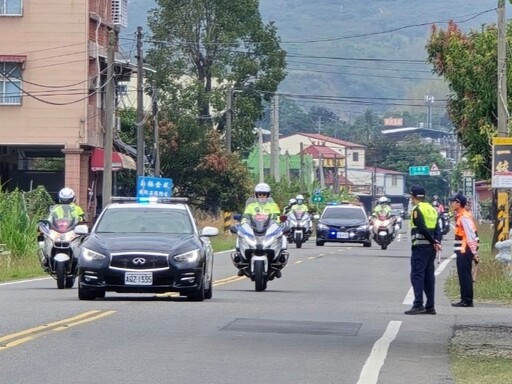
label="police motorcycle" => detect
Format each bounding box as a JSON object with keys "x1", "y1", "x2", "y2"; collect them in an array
[
  {"x1": 370, "y1": 211, "x2": 398, "y2": 250},
  {"x1": 286, "y1": 209, "x2": 313, "y2": 248},
  {"x1": 37, "y1": 209, "x2": 88, "y2": 289},
  {"x1": 230, "y1": 198, "x2": 290, "y2": 292}
]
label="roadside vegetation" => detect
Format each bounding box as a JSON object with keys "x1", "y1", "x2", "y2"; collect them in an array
[{"x1": 445, "y1": 223, "x2": 512, "y2": 383}]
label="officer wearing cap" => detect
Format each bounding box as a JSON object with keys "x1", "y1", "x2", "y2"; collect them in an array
[
  {"x1": 405, "y1": 185, "x2": 442, "y2": 315},
  {"x1": 450, "y1": 192, "x2": 479, "y2": 307}
]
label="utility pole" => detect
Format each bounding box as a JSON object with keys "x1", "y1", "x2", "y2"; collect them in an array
[
  {"x1": 136, "y1": 26, "x2": 145, "y2": 177},
  {"x1": 102, "y1": 30, "x2": 116, "y2": 208},
  {"x1": 333, "y1": 154, "x2": 340, "y2": 194},
  {"x1": 343, "y1": 146, "x2": 348, "y2": 193},
  {"x1": 300, "y1": 142, "x2": 305, "y2": 191},
  {"x1": 495, "y1": 0, "x2": 509, "y2": 243},
  {"x1": 319, "y1": 154, "x2": 325, "y2": 188},
  {"x1": 225, "y1": 85, "x2": 233, "y2": 153},
  {"x1": 258, "y1": 127, "x2": 264, "y2": 183},
  {"x1": 152, "y1": 82, "x2": 160, "y2": 177},
  {"x1": 317, "y1": 116, "x2": 322, "y2": 134},
  {"x1": 270, "y1": 95, "x2": 280, "y2": 181}
]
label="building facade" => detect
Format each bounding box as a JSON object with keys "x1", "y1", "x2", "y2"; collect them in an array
[{"x1": 0, "y1": 0, "x2": 132, "y2": 219}]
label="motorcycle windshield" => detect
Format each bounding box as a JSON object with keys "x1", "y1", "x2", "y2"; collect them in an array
[
  {"x1": 250, "y1": 213, "x2": 271, "y2": 233},
  {"x1": 50, "y1": 218, "x2": 77, "y2": 233},
  {"x1": 377, "y1": 213, "x2": 389, "y2": 221},
  {"x1": 294, "y1": 211, "x2": 305, "y2": 220}
]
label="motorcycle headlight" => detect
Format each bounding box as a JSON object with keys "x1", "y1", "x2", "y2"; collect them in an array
[
  {"x1": 173, "y1": 249, "x2": 200, "y2": 263},
  {"x1": 81, "y1": 248, "x2": 106, "y2": 261},
  {"x1": 48, "y1": 230, "x2": 75, "y2": 242},
  {"x1": 263, "y1": 235, "x2": 278, "y2": 248},
  {"x1": 317, "y1": 223, "x2": 328, "y2": 230}
]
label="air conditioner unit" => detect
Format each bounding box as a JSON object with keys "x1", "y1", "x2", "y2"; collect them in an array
[{"x1": 112, "y1": 0, "x2": 128, "y2": 28}]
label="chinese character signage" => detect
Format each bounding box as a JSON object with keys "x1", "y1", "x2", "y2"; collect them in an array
[
  {"x1": 492, "y1": 137, "x2": 512, "y2": 188},
  {"x1": 136, "y1": 176, "x2": 173, "y2": 197}
]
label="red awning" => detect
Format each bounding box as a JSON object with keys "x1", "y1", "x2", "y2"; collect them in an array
[
  {"x1": 0, "y1": 55, "x2": 26, "y2": 63},
  {"x1": 91, "y1": 148, "x2": 136, "y2": 171}
]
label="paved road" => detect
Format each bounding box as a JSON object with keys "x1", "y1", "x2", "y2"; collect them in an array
[{"x1": 1, "y1": 224, "x2": 509, "y2": 384}]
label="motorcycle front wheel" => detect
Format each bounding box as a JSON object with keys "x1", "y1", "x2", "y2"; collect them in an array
[
  {"x1": 56, "y1": 261, "x2": 66, "y2": 289},
  {"x1": 254, "y1": 260, "x2": 267, "y2": 292},
  {"x1": 294, "y1": 232, "x2": 303, "y2": 248}
]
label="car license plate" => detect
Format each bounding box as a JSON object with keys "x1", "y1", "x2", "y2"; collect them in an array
[
  {"x1": 125, "y1": 272, "x2": 153, "y2": 285},
  {"x1": 336, "y1": 232, "x2": 349, "y2": 239}
]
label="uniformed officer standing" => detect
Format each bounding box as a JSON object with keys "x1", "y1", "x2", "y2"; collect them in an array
[
  {"x1": 450, "y1": 192, "x2": 479, "y2": 307},
  {"x1": 405, "y1": 185, "x2": 442, "y2": 315}
]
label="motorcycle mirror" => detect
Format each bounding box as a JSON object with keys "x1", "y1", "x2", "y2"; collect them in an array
[
  {"x1": 313, "y1": 214, "x2": 320, "y2": 220},
  {"x1": 74, "y1": 224, "x2": 89, "y2": 235},
  {"x1": 233, "y1": 213, "x2": 242, "y2": 222},
  {"x1": 279, "y1": 215, "x2": 288, "y2": 222},
  {"x1": 229, "y1": 225, "x2": 239, "y2": 234}
]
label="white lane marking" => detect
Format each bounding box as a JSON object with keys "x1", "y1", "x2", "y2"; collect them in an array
[
  {"x1": 357, "y1": 321, "x2": 402, "y2": 384},
  {"x1": 402, "y1": 254, "x2": 455, "y2": 305},
  {"x1": 0, "y1": 277, "x2": 50, "y2": 287}
]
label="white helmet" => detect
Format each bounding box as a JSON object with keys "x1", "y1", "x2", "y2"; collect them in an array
[
  {"x1": 254, "y1": 183, "x2": 271, "y2": 202},
  {"x1": 378, "y1": 196, "x2": 388, "y2": 204},
  {"x1": 59, "y1": 187, "x2": 76, "y2": 204},
  {"x1": 296, "y1": 194, "x2": 304, "y2": 204},
  {"x1": 289, "y1": 198, "x2": 297, "y2": 205}
]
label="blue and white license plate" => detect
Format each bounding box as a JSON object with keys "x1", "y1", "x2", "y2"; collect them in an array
[
  {"x1": 336, "y1": 232, "x2": 349, "y2": 239},
  {"x1": 125, "y1": 272, "x2": 153, "y2": 285}
]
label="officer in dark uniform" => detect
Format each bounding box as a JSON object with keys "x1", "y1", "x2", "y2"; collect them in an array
[{"x1": 405, "y1": 185, "x2": 442, "y2": 315}]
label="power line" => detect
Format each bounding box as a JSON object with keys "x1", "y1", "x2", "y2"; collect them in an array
[
  {"x1": 287, "y1": 67, "x2": 443, "y2": 81},
  {"x1": 278, "y1": 8, "x2": 497, "y2": 44}
]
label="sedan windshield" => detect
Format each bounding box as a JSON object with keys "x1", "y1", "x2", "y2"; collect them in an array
[
  {"x1": 96, "y1": 208, "x2": 194, "y2": 234},
  {"x1": 322, "y1": 207, "x2": 366, "y2": 221}
]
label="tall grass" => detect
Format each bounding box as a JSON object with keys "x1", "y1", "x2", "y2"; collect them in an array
[
  {"x1": 0, "y1": 188, "x2": 48, "y2": 281},
  {"x1": 193, "y1": 210, "x2": 236, "y2": 252},
  {"x1": 446, "y1": 224, "x2": 512, "y2": 304}
]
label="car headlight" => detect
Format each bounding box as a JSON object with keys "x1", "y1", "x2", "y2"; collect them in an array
[
  {"x1": 317, "y1": 223, "x2": 328, "y2": 230},
  {"x1": 81, "y1": 248, "x2": 106, "y2": 261},
  {"x1": 357, "y1": 224, "x2": 369, "y2": 231},
  {"x1": 173, "y1": 249, "x2": 200, "y2": 263}
]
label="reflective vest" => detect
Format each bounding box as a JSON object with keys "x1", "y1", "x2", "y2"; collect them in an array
[
  {"x1": 454, "y1": 209, "x2": 479, "y2": 254},
  {"x1": 410, "y1": 202, "x2": 438, "y2": 246}
]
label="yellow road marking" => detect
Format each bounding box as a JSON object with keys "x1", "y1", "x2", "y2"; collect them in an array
[{"x1": 0, "y1": 310, "x2": 116, "y2": 351}]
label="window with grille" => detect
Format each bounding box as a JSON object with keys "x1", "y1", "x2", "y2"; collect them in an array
[
  {"x1": 0, "y1": 63, "x2": 22, "y2": 105},
  {"x1": 111, "y1": 0, "x2": 127, "y2": 27},
  {"x1": 0, "y1": 0, "x2": 23, "y2": 15}
]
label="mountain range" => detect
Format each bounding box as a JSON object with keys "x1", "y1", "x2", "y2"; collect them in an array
[{"x1": 125, "y1": 0, "x2": 506, "y2": 115}]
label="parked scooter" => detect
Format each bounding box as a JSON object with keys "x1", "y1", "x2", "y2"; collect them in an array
[
  {"x1": 37, "y1": 213, "x2": 87, "y2": 289},
  {"x1": 286, "y1": 209, "x2": 312, "y2": 248},
  {"x1": 370, "y1": 212, "x2": 398, "y2": 250},
  {"x1": 230, "y1": 200, "x2": 290, "y2": 291}
]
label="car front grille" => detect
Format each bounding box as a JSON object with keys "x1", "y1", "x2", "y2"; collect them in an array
[{"x1": 110, "y1": 253, "x2": 169, "y2": 270}]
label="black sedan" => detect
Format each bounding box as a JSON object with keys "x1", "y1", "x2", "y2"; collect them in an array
[
  {"x1": 315, "y1": 204, "x2": 372, "y2": 247},
  {"x1": 75, "y1": 198, "x2": 218, "y2": 301}
]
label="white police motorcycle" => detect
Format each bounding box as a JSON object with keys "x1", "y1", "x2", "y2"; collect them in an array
[
  {"x1": 286, "y1": 209, "x2": 313, "y2": 248},
  {"x1": 37, "y1": 212, "x2": 88, "y2": 289},
  {"x1": 230, "y1": 198, "x2": 290, "y2": 291}
]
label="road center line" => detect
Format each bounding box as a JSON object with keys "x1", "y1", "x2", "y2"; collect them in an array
[
  {"x1": 0, "y1": 310, "x2": 116, "y2": 351},
  {"x1": 357, "y1": 320, "x2": 402, "y2": 384}
]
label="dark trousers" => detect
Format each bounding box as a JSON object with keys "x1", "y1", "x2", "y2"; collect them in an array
[
  {"x1": 456, "y1": 251, "x2": 473, "y2": 303},
  {"x1": 410, "y1": 246, "x2": 436, "y2": 308}
]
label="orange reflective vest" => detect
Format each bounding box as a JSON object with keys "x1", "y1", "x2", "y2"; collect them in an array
[{"x1": 454, "y1": 209, "x2": 479, "y2": 254}]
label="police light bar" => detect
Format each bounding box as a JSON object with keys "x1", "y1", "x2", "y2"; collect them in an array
[{"x1": 111, "y1": 197, "x2": 189, "y2": 204}]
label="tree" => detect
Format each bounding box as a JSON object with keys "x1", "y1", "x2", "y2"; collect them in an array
[
  {"x1": 145, "y1": 0, "x2": 287, "y2": 211},
  {"x1": 426, "y1": 21, "x2": 510, "y2": 179}
]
